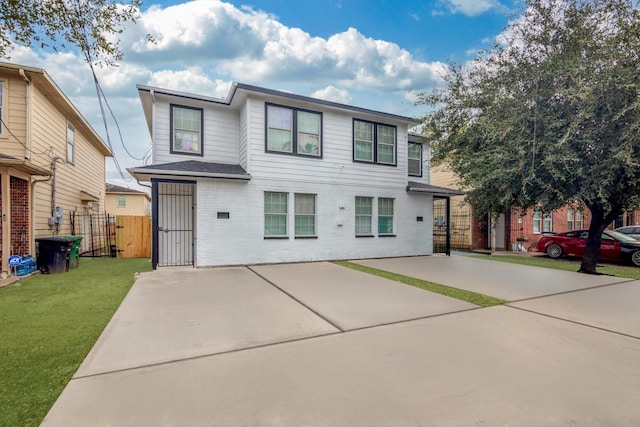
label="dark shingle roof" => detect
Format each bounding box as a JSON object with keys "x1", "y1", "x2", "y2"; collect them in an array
[
  {"x1": 128, "y1": 161, "x2": 251, "y2": 181},
  {"x1": 407, "y1": 181, "x2": 465, "y2": 196}
]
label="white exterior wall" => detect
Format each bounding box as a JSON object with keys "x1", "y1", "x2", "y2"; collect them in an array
[
  {"x1": 149, "y1": 89, "x2": 434, "y2": 267},
  {"x1": 152, "y1": 93, "x2": 239, "y2": 165},
  {"x1": 196, "y1": 178, "x2": 433, "y2": 267}
]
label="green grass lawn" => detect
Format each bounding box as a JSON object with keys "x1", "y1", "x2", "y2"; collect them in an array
[
  {"x1": 0, "y1": 257, "x2": 151, "y2": 427},
  {"x1": 480, "y1": 254, "x2": 640, "y2": 280},
  {"x1": 333, "y1": 261, "x2": 507, "y2": 307}
]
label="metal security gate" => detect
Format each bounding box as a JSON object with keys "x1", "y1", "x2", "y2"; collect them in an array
[
  {"x1": 433, "y1": 197, "x2": 451, "y2": 255},
  {"x1": 152, "y1": 180, "x2": 195, "y2": 268}
]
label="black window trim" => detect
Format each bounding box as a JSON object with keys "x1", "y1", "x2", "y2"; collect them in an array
[
  {"x1": 352, "y1": 118, "x2": 397, "y2": 167},
  {"x1": 408, "y1": 142, "x2": 423, "y2": 177},
  {"x1": 265, "y1": 102, "x2": 323, "y2": 159},
  {"x1": 170, "y1": 103, "x2": 204, "y2": 157}
]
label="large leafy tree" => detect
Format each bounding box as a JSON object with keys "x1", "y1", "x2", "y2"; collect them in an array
[
  {"x1": 0, "y1": 0, "x2": 147, "y2": 65},
  {"x1": 420, "y1": 0, "x2": 640, "y2": 273}
]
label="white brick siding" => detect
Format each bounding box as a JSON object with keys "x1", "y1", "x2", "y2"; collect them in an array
[{"x1": 196, "y1": 178, "x2": 433, "y2": 267}]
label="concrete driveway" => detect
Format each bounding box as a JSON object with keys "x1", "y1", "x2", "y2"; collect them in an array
[{"x1": 41, "y1": 256, "x2": 640, "y2": 426}]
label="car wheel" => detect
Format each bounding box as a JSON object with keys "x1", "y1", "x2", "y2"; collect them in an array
[
  {"x1": 546, "y1": 243, "x2": 563, "y2": 259},
  {"x1": 632, "y1": 250, "x2": 640, "y2": 267}
]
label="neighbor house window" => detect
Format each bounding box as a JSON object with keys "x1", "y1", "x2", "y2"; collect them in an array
[
  {"x1": 353, "y1": 120, "x2": 397, "y2": 165},
  {"x1": 295, "y1": 193, "x2": 316, "y2": 237},
  {"x1": 543, "y1": 212, "x2": 552, "y2": 232},
  {"x1": 171, "y1": 104, "x2": 203, "y2": 156},
  {"x1": 266, "y1": 104, "x2": 322, "y2": 157},
  {"x1": 355, "y1": 196, "x2": 373, "y2": 236},
  {"x1": 568, "y1": 209, "x2": 583, "y2": 230},
  {"x1": 533, "y1": 210, "x2": 541, "y2": 233},
  {"x1": 117, "y1": 195, "x2": 126, "y2": 207},
  {"x1": 264, "y1": 192, "x2": 288, "y2": 237},
  {"x1": 66, "y1": 123, "x2": 75, "y2": 163},
  {"x1": 378, "y1": 198, "x2": 394, "y2": 235},
  {"x1": 408, "y1": 143, "x2": 422, "y2": 176}
]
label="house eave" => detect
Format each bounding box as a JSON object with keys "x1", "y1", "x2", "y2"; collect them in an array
[
  {"x1": 128, "y1": 168, "x2": 251, "y2": 182},
  {"x1": 406, "y1": 181, "x2": 465, "y2": 196}
]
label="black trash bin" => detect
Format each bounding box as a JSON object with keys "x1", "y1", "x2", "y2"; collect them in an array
[{"x1": 36, "y1": 237, "x2": 75, "y2": 274}]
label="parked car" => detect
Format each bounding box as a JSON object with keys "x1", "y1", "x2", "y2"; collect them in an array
[
  {"x1": 615, "y1": 226, "x2": 640, "y2": 240},
  {"x1": 537, "y1": 229, "x2": 640, "y2": 267}
]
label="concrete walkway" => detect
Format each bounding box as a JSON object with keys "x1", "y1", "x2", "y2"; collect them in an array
[{"x1": 41, "y1": 257, "x2": 640, "y2": 426}]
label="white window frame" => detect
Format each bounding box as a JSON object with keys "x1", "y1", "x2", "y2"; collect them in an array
[
  {"x1": 543, "y1": 212, "x2": 553, "y2": 232},
  {"x1": 117, "y1": 195, "x2": 126, "y2": 208},
  {"x1": 408, "y1": 142, "x2": 422, "y2": 176},
  {"x1": 294, "y1": 193, "x2": 317, "y2": 237},
  {"x1": 66, "y1": 122, "x2": 75, "y2": 163},
  {"x1": 533, "y1": 209, "x2": 542, "y2": 234},
  {"x1": 568, "y1": 209, "x2": 583, "y2": 230},
  {"x1": 355, "y1": 196, "x2": 373, "y2": 236},
  {"x1": 170, "y1": 104, "x2": 203, "y2": 156},
  {"x1": 264, "y1": 192, "x2": 288, "y2": 238}
]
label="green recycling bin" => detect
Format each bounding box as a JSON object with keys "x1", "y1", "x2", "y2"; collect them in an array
[{"x1": 63, "y1": 235, "x2": 83, "y2": 269}]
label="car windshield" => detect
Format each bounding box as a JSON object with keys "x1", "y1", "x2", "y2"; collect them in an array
[{"x1": 607, "y1": 230, "x2": 638, "y2": 242}]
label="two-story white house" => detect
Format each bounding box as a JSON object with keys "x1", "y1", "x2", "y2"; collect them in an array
[{"x1": 129, "y1": 83, "x2": 462, "y2": 269}]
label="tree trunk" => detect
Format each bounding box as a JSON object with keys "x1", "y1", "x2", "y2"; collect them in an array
[{"x1": 579, "y1": 202, "x2": 621, "y2": 274}]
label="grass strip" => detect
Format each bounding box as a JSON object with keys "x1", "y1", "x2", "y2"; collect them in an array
[
  {"x1": 479, "y1": 254, "x2": 640, "y2": 280},
  {"x1": 332, "y1": 260, "x2": 508, "y2": 307},
  {"x1": 0, "y1": 257, "x2": 152, "y2": 427}
]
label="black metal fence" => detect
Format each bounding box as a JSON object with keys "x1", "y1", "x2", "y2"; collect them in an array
[{"x1": 70, "y1": 211, "x2": 117, "y2": 258}]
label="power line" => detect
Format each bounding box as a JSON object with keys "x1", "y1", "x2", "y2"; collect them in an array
[{"x1": 0, "y1": 116, "x2": 55, "y2": 157}]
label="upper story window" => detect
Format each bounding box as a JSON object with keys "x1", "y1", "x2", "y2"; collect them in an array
[
  {"x1": 408, "y1": 143, "x2": 422, "y2": 177},
  {"x1": 171, "y1": 104, "x2": 203, "y2": 156},
  {"x1": 353, "y1": 119, "x2": 396, "y2": 166},
  {"x1": 117, "y1": 195, "x2": 126, "y2": 207},
  {"x1": 66, "y1": 123, "x2": 75, "y2": 163},
  {"x1": 266, "y1": 104, "x2": 322, "y2": 157}
]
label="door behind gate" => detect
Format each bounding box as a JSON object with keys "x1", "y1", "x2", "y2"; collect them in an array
[{"x1": 156, "y1": 182, "x2": 195, "y2": 267}]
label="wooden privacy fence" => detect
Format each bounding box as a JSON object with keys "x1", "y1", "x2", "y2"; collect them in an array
[{"x1": 115, "y1": 215, "x2": 151, "y2": 258}]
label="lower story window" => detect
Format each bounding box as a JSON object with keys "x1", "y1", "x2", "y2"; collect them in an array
[
  {"x1": 264, "y1": 192, "x2": 288, "y2": 237},
  {"x1": 295, "y1": 193, "x2": 316, "y2": 236},
  {"x1": 355, "y1": 196, "x2": 373, "y2": 236},
  {"x1": 567, "y1": 209, "x2": 583, "y2": 230},
  {"x1": 378, "y1": 198, "x2": 394, "y2": 235}
]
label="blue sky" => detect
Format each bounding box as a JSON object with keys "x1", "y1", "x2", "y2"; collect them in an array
[{"x1": 6, "y1": 0, "x2": 519, "y2": 188}]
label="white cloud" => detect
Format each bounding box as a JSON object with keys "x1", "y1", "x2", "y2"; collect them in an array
[
  {"x1": 119, "y1": 1, "x2": 445, "y2": 91},
  {"x1": 436, "y1": 0, "x2": 502, "y2": 16},
  {"x1": 310, "y1": 85, "x2": 352, "y2": 104},
  {"x1": 3, "y1": 0, "x2": 455, "y2": 181},
  {"x1": 148, "y1": 67, "x2": 231, "y2": 98}
]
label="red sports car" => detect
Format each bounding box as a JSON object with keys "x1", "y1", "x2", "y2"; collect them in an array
[{"x1": 537, "y1": 229, "x2": 640, "y2": 267}]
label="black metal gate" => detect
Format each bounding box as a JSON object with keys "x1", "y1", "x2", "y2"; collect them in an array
[
  {"x1": 70, "y1": 211, "x2": 117, "y2": 257},
  {"x1": 433, "y1": 197, "x2": 451, "y2": 255},
  {"x1": 152, "y1": 180, "x2": 195, "y2": 268}
]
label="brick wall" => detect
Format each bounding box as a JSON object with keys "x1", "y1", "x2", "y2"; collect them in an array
[{"x1": 10, "y1": 176, "x2": 30, "y2": 256}]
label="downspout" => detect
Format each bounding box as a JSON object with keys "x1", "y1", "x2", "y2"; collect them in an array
[
  {"x1": 18, "y1": 69, "x2": 32, "y2": 160},
  {"x1": 30, "y1": 176, "x2": 52, "y2": 257},
  {"x1": 50, "y1": 157, "x2": 62, "y2": 234}
]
